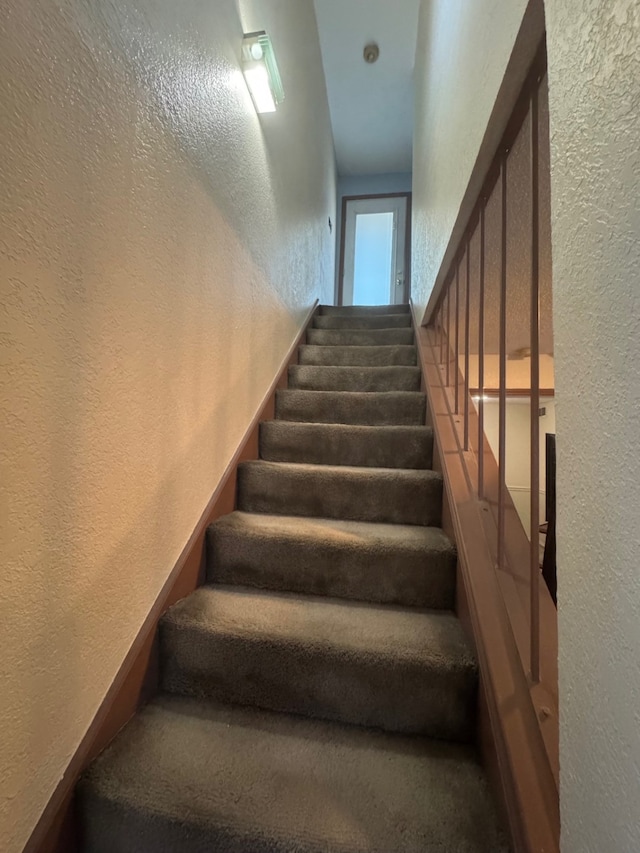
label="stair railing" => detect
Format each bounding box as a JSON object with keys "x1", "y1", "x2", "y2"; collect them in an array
[{"x1": 417, "y1": 40, "x2": 559, "y2": 851}]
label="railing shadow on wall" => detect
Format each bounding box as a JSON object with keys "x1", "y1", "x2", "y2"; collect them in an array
[{"x1": 414, "y1": 40, "x2": 559, "y2": 853}]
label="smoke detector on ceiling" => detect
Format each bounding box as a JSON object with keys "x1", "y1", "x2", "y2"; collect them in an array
[{"x1": 363, "y1": 43, "x2": 379, "y2": 64}]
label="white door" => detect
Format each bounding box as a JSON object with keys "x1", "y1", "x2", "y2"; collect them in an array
[{"x1": 342, "y1": 196, "x2": 408, "y2": 306}]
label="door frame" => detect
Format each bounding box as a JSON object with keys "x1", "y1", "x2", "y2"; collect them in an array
[{"x1": 337, "y1": 192, "x2": 412, "y2": 306}]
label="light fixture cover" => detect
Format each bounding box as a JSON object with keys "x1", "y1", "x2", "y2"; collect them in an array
[{"x1": 242, "y1": 31, "x2": 285, "y2": 114}]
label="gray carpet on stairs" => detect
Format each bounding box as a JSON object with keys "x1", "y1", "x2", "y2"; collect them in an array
[
  {"x1": 259, "y1": 422, "x2": 433, "y2": 468},
  {"x1": 79, "y1": 696, "x2": 508, "y2": 853},
  {"x1": 207, "y1": 512, "x2": 456, "y2": 608},
  {"x1": 160, "y1": 586, "x2": 477, "y2": 740},
  {"x1": 289, "y1": 364, "x2": 421, "y2": 392},
  {"x1": 307, "y1": 327, "x2": 415, "y2": 346},
  {"x1": 313, "y1": 313, "x2": 411, "y2": 329},
  {"x1": 275, "y1": 389, "x2": 426, "y2": 425},
  {"x1": 79, "y1": 303, "x2": 506, "y2": 853},
  {"x1": 319, "y1": 302, "x2": 410, "y2": 315},
  {"x1": 238, "y1": 460, "x2": 443, "y2": 526},
  {"x1": 299, "y1": 343, "x2": 417, "y2": 366}
]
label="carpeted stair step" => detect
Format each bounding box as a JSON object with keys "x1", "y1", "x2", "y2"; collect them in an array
[
  {"x1": 320, "y1": 302, "x2": 410, "y2": 315},
  {"x1": 307, "y1": 327, "x2": 414, "y2": 346},
  {"x1": 288, "y1": 365, "x2": 421, "y2": 392},
  {"x1": 207, "y1": 511, "x2": 456, "y2": 609},
  {"x1": 238, "y1": 460, "x2": 443, "y2": 526},
  {"x1": 160, "y1": 586, "x2": 477, "y2": 740},
  {"x1": 299, "y1": 343, "x2": 417, "y2": 366},
  {"x1": 313, "y1": 314, "x2": 411, "y2": 330},
  {"x1": 260, "y1": 422, "x2": 433, "y2": 469},
  {"x1": 275, "y1": 389, "x2": 426, "y2": 425},
  {"x1": 79, "y1": 694, "x2": 507, "y2": 853}
]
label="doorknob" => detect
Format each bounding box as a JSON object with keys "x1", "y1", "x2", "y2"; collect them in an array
[{"x1": 396, "y1": 272, "x2": 404, "y2": 287}]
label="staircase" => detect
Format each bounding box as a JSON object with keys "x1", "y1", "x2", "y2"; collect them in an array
[{"x1": 78, "y1": 304, "x2": 507, "y2": 852}]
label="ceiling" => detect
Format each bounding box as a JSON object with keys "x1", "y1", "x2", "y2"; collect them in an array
[{"x1": 313, "y1": 0, "x2": 420, "y2": 177}]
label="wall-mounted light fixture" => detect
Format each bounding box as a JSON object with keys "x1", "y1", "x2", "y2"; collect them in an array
[{"x1": 242, "y1": 31, "x2": 284, "y2": 114}]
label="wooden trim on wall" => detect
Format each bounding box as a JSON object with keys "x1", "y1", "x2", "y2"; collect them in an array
[
  {"x1": 471, "y1": 388, "x2": 555, "y2": 398},
  {"x1": 404, "y1": 194, "x2": 412, "y2": 305},
  {"x1": 337, "y1": 192, "x2": 412, "y2": 306},
  {"x1": 411, "y1": 303, "x2": 559, "y2": 853},
  {"x1": 337, "y1": 194, "x2": 348, "y2": 306},
  {"x1": 23, "y1": 300, "x2": 320, "y2": 853}
]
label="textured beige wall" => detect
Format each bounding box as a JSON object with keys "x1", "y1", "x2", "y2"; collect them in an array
[
  {"x1": 411, "y1": 0, "x2": 529, "y2": 318},
  {"x1": 544, "y1": 2, "x2": 640, "y2": 850},
  {"x1": 0, "y1": 1, "x2": 335, "y2": 849}
]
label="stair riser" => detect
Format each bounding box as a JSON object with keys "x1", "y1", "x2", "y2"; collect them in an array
[
  {"x1": 307, "y1": 328, "x2": 414, "y2": 346},
  {"x1": 288, "y1": 365, "x2": 421, "y2": 393},
  {"x1": 313, "y1": 314, "x2": 411, "y2": 330},
  {"x1": 298, "y1": 344, "x2": 417, "y2": 367},
  {"x1": 237, "y1": 463, "x2": 443, "y2": 526},
  {"x1": 319, "y1": 304, "x2": 410, "y2": 316},
  {"x1": 80, "y1": 797, "x2": 247, "y2": 853},
  {"x1": 160, "y1": 623, "x2": 476, "y2": 741},
  {"x1": 207, "y1": 523, "x2": 456, "y2": 609},
  {"x1": 259, "y1": 422, "x2": 433, "y2": 469},
  {"x1": 79, "y1": 693, "x2": 506, "y2": 853},
  {"x1": 275, "y1": 390, "x2": 426, "y2": 425}
]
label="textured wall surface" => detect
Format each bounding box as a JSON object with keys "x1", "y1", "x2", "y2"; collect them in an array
[
  {"x1": 545, "y1": 2, "x2": 640, "y2": 850},
  {"x1": 411, "y1": 0, "x2": 528, "y2": 318},
  {"x1": 0, "y1": 0, "x2": 335, "y2": 849}
]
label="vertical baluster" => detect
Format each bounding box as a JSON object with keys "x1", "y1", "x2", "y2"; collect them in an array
[
  {"x1": 530, "y1": 87, "x2": 541, "y2": 683},
  {"x1": 454, "y1": 264, "x2": 460, "y2": 414},
  {"x1": 464, "y1": 242, "x2": 471, "y2": 450},
  {"x1": 498, "y1": 155, "x2": 508, "y2": 571},
  {"x1": 439, "y1": 299, "x2": 445, "y2": 366},
  {"x1": 478, "y1": 206, "x2": 486, "y2": 499},
  {"x1": 445, "y1": 286, "x2": 451, "y2": 387}
]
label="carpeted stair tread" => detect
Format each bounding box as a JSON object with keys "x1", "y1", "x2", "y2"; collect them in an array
[
  {"x1": 307, "y1": 327, "x2": 414, "y2": 346},
  {"x1": 160, "y1": 586, "x2": 477, "y2": 740},
  {"x1": 312, "y1": 314, "x2": 411, "y2": 330},
  {"x1": 298, "y1": 344, "x2": 417, "y2": 366},
  {"x1": 288, "y1": 364, "x2": 421, "y2": 392},
  {"x1": 207, "y1": 511, "x2": 456, "y2": 609},
  {"x1": 260, "y1": 421, "x2": 433, "y2": 469},
  {"x1": 238, "y1": 460, "x2": 442, "y2": 526},
  {"x1": 275, "y1": 389, "x2": 426, "y2": 425},
  {"x1": 78, "y1": 295, "x2": 508, "y2": 850},
  {"x1": 79, "y1": 694, "x2": 507, "y2": 853},
  {"x1": 319, "y1": 302, "x2": 410, "y2": 315}
]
